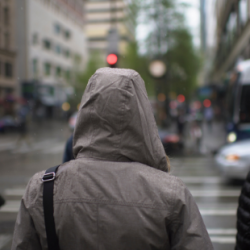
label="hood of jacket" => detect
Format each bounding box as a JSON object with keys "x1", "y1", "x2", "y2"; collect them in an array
[{"x1": 73, "y1": 67, "x2": 168, "y2": 172}]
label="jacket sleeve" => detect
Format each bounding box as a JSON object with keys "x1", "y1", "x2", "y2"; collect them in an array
[
  {"x1": 169, "y1": 178, "x2": 213, "y2": 250},
  {"x1": 11, "y1": 198, "x2": 42, "y2": 250}
]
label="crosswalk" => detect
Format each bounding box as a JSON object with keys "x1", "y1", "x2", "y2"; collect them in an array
[
  {"x1": 0, "y1": 167, "x2": 239, "y2": 249},
  {"x1": 171, "y1": 157, "x2": 239, "y2": 247},
  {"x1": 0, "y1": 138, "x2": 65, "y2": 155},
  {"x1": 0, "y1": 235, "x2": 12, "y2": 250}
]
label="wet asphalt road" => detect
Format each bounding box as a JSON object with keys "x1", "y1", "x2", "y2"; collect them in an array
[{"x1": 0, "y1": 120, "x2": 243, "y2": 250}]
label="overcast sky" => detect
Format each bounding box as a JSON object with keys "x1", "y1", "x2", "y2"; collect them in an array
[{"x1": 180, "y1": 0, "x2": 200, "y2": 47}]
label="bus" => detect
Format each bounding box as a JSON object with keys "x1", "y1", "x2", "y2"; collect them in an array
[{"x1": 225, "y1": 60, "x2": 250, "y2": 143}]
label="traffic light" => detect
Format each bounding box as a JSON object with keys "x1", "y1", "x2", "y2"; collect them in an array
[
  {"x1": 106, "y1": 28, "x2": 119, "y2": 68},
  {"x1": 106, "y1": 53, "x2": 118, "y2": 68}
]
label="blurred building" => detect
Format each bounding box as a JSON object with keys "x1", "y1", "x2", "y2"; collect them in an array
[
  {"x1": 15, "y1": 0, "x2": 87, "y2": 117},
  {"x1": 0, "y1": 0, "x2": 17, "y2": 115},
  {"x1": 213, "y1": 0, "x2": 250, "y2": 81},
  {"x1": 85, "y1": 0, "x2": 134, "y2": 59}
]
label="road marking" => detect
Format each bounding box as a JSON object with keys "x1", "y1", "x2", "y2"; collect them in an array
[
  {"x1": 178, "y1": 176, "x2": 221, "y2": 184},
  {"x1": 4, "y1": 188, "x2": 26, "y2": 196},
  {"x1": 0, "y1": 234, "x2": 12, "y2": 249},
  {"x1": 0, "y1": 200, "x2": 20, "y2": 213},
  {"x1": 208, "y1": 229, "x2": 237, "y2": 235},
  {"x1": 0, "y1": 142, "x2": 15, "y2": 151},
  {"x1": 190, "y1": 190, "x2": 240, "y2": 197},
  {"x1": 11, "y1": 139, "x2": 59, "y2": 154},
  {"x1": 200, "y1": 209, "x2": 236, "y2": 216},
  {"x1": 210, "y1": 236, "x2": 235, "y2": 244},
  {"x1": 42, "y1": 143, "x2": 64, "y2": 154}
]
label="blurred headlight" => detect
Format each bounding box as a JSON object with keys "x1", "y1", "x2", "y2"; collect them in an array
[
  {"x1": 225, "y1": 154, "x2": 240, "y2": 161},
  {"x1": 227, "y1": 132, "x2": 237, "y2": 143}
]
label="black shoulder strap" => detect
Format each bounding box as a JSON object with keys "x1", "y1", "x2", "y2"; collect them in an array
[{"x1": 42, "y1": 165, "x2": 60, "y2": 250}]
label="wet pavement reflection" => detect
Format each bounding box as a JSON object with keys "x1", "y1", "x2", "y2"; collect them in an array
[{"x1": 0, "y1": 120, "x2": 242, "y2": 250}]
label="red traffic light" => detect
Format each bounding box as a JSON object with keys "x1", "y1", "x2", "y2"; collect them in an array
[
  {"x1": 106, "y1": 54, "x2": 118, "y2": 65},
  {"x1": 203, "y1": 99, "x2": 211, "y2": 107},
  {"x1": 177, "y1": 94, "x2": 185, "y2": 103}
]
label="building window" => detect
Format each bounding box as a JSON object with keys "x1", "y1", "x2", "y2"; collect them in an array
[
  {"x1": 74, "y1": 54, "x2": 82, "y2": 63},
  {"x1": 239, "y1": 0, "x2": 248, "y2": 27},
  {"x1": 55, "y1": 44, "x2": 61, "y2": 54},
  {"x1": 56, "y1": 66, "x2": 62, "y2": 77},
  {"x1": 64, "y1": 49, "x2": 70, "y2": 58},
  {"x1": 65, "y1": 70, "x2": 71, "y2": 80},
  {"x1": 226, "y1": 11, "x2": 237, "y2": 46},
  {"x1": 4, "y1": 33, "x2": 10, "y2": 49},
  {"x1": 54, "y1": 23, "x2": 61, "y2": 34},
  {"x1": 5, "y1": 62, "x2": 13, "y2": 78},
  {"x1": 33, "y1": 59, "x2": 38, "y2": 75},
  {"x1": 33, "y1": 33, "x2": 39, "y2": 45},
  {"x1": 4, "y1": 7, "x2": 9, "y2": 26},
  {"x1": 44, "y1": 62, "x2": 51, "y2": 75},
  {"x1": 43, "y1": 39, "x2": 52, "y2": 50},
  {"x1": 64, "y1": 30, "x2": 71, "y2": 39}
]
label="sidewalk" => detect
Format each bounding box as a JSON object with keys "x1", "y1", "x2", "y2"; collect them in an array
[
  {"x1": 0, "y1": 119, "x2": 71, "y2": 143},
  {"x1": 200, "y1": 121, "x2": 227, "y2": 154},
  {"x1": 184, "y1": 120, "x2": 226, "y2": 155}
]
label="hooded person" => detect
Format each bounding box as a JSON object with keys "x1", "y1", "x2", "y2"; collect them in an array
[{"x1": 12, "y1": 68, "x2": 213, "y2": 250}]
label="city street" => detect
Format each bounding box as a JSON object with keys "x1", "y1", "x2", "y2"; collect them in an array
[{"x1": 0, "y1": 120, "x2": 242, "y2": 250}]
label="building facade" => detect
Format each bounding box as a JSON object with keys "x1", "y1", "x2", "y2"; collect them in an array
[
  {"x1": 0, "y1": 0, "x2": 17, "y2": 115},
  {"x1": 85, "y1": 0, "x2": 134, "y2": 58},
  {"x1": 213, "y1": 0, "x2": 250, "y2": 81},
  {"x1": 15, "y1": 0, "x2": 87, "y2": 115}
]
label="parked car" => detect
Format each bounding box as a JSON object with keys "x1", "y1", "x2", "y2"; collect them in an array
[
  {"x1": 0, "y1": 116, "x2": 18, "y2": 133},
  {"x1": 158, "y1": 128, "x2": 183, "y2": 154},
  {"x1": 215, "y1": 139, "x2": 250, "y2": 180}
]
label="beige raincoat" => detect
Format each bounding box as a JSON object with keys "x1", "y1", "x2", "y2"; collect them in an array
[{"x1": 12, "y1": 68, "x2": 213, "y2": 250}]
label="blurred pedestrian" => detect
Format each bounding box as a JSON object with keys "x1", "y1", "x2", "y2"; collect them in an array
[
  {"x1": 190, "y1": 120, "x2": 202, "y2": 152},
  {"x1": 12, "y1": 68, "x2": 213, "y2": 250},
  {"x1": 16, "y1": 101, "x2": 32, "y2": 148},
  {"x1": 204, "y1": 106, "x2": 214, "y2": 131},
  {"x1": 235, "y1": 171, "x2": 250, "y2": 250},
  {"x1": 176, "y1": 108, "x2": 185, "y2": 138},
  {"x1": 62, "y1": 134, "x2": 74, "y2": 163}
]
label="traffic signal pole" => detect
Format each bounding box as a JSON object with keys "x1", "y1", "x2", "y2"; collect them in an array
[{"x1": 106, "y1": 0, "x2": 119, "y2": 67}]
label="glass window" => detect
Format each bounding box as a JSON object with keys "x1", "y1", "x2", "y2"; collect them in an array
[
  {"x1": 55, "y1": 44, "x2": 61, "y2": 54},
  {"x1": 4, "y1": 33, "x2": 10, "y2": 49},
  {"x1": 226, "y1": 11, "x2": 237, "y2": 45},
  {"x1": 4, "y1": 7, "x2": 9, "y2": 25},
  {"x1": 43, "y1": 39, "x2": 52, "y2": 50},
  {"x1": 33, "y1": 33, "x2": 39, "y2": 44},
  {"x1": 239, "y1": 0, "x2": 248, "y2": 26},
  {"x1": 54, "y1": 24, "x2": 61, "y2": 34},
  {"x1": 56, "y1": 66, "x2": 62, "y2": 76},
  {"x1": 64, "y1": 30, "x2": 71, "y2": 39},
  {"x1": 74, "y1": 54, "x2": 82, "y2": 63},
  {"x1": 240, "y1": 85, "x2": 250, "y2": 123},
  {"x1": 64, "y1": 49, "x2": 70, "y2": 58},
  {"x1": 44, "y1": 62, "x2": 51, "y2": 75},
  {"x1": 33, "y1": 59, "x2": 38, "y2": 75},
  {"x1": 65, "y1": 70, "x2": 71, "y2": 80},
  {"x1": 5, "y1": 62, "x2": 12, "y2": 78}
]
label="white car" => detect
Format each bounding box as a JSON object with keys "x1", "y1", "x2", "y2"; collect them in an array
[{"x1": 215, "y1": 139, "x2": 250, "y2": 180}]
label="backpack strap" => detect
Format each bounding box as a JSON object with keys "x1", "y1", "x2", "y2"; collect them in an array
[{"x1": 42, "y1": 165, "x2": 60, "y2": 250}]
